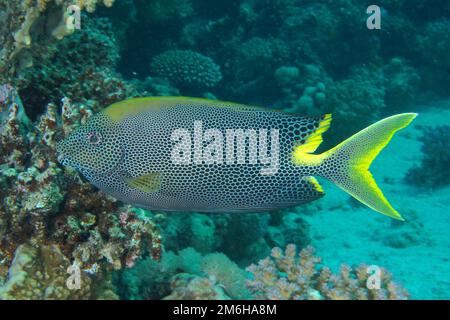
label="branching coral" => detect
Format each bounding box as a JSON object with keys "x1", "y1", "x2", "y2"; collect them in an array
[
  {"x1": 0, "y1": 87, "x2": 162, "y2": 299},
  {"x1": 150, "y1": 50, "x2": 222, "y2": 90},
  {"x1": 246, "y1": 244, "x2": 409, "y2": 300}
]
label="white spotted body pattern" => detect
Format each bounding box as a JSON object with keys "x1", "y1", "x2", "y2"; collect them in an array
[{"x1": 57, "y1": 97, "x2": 417, "y2": 220}]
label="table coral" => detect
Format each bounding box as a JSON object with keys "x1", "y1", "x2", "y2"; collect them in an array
[{"x1": 246, "y1": 244, "x2": 409, "y2": 300}]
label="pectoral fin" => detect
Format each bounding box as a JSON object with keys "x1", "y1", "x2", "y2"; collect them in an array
[{"x1": 123, "y1": 172, "x2": 162, "y2": 193}]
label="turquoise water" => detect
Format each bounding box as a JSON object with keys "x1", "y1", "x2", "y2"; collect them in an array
[{"x1": 0, "y1": 0, "x2": 449, "y2": 300}]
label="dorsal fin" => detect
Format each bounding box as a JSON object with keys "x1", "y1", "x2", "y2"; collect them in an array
[
  {"x1": 102, "y1": 97, "x2": 282, "y2": 122},
  {"x1": 293, "y1": 114, "x2": 332, "y2": 154}
]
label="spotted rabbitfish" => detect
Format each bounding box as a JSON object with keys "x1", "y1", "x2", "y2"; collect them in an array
[{"x1": 56, "y1": 97, "x2": 417, "y2": 220}]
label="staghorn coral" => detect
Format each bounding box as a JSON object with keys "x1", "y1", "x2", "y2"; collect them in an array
[
  {"x1": 150, "y1": 50, "x2": 222, "y2": 90},
  {"x1": 0, "y1": 0, "x2": 115, "y2": 84},
  {"x1": 246, "y1": 244, "x2": 409, "y2": 300},
  {"x1": 0, "y1": 87, "x2": 162, "y2": 299}
]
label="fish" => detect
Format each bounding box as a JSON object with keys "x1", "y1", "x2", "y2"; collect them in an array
[{"x1": 56, "y1": 97, "x2": 417, "y2": 220}]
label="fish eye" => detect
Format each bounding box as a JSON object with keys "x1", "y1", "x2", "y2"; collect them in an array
[{"x1": 86, "y1": 131, "x2": 102, "y2": 145}]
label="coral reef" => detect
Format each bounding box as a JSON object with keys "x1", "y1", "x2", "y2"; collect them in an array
[
  {"x1": 150, "y1": 50, "x2": 222, "y2": 90},
  {"x1": 0, "y1": 86, "x2": 161, "y2": 299},
  {"x1": 163, "y1": 273, "x2": 230, "y2": 300},
  {"x1": 15, "y1": 14, "x2": 136, "y2": 119},
  {"x1": 0, "y1": 243, "x2": 94, "y2": 299},
  {"x1": 246, "y1": 244, "x2": 409, "y2": 300},
  {"x1": 143, "y1": 0, "x2": 194, "y2": 23},
  {"x1": 118, "y1": 244, "x2": 409, "y2": 300},
  {"x1": 406, "y1": 126, "x2": 450, "y2": 188},
  {"x1": 417, "y1": 19, "x2": 450, "y2": 69},
  {"x1": 116, "y1": 247, "x2": 250, "y2": 300},
  {"x1": 0, "y1": 0, "x2": 115, "y2": 84},
  {"x1": 1, "y1": 0, "x2": 448, "y2": 300},
  {"x1": 201, "y1": 253, "x2": 250, "y2": 299},
  {"x1": 154, "y1": 210, "x2": 309, "y2": 267}
]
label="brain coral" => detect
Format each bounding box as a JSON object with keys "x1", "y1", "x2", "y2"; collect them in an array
[{"x1": 150, "y1": 50, "x2": 222, "y2": 89}]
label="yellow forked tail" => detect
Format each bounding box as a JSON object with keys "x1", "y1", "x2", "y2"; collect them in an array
[
  {"x1": 324, "y1": 113, "x2": 417, "y2": 220},
  {"x1": 293, "y1": 113, "x2": 417, "y2": 220}
]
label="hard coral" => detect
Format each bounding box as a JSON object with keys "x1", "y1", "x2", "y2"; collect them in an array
[
  {"x1": 0, "y1": 0, "x2": 115, "y2": 83},
  {"x1": 163, "y1": 273, "x2": 230, "y2": 300},
  {"x1": 325, "y1": 66, "x2": 386, "y2": 142},
  {"x1": 116, "y1": 247, "x2": 251, "y2": 300},
  {"x1": 0, "y1": 88, "x2": 162, "y2": 299},
  {"x1": 201, "y1": 253, "x2": 250, "y2": 299},
  {"x1": 0, "y1": 243, "x2": 93, "y2": 299},
  {"x1": 246, "y1": 244, "x2": 409, "y2": 300},
  {"x1": 18, "y1": 16, "x2": 133, "y2": 115},
  {"x1": 150, "y1": 50, "x2": 222, "y2": 90}
]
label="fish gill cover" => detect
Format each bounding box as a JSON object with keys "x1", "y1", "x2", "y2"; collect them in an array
[{"x1": 0, "y1": 0, "x2": 449, "y2": 300}]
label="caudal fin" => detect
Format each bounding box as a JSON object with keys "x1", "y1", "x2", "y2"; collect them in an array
[{"x1": 311, "y1": 113, "x2": 416, "y2": 220}]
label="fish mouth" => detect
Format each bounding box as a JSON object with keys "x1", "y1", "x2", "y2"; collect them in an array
[
  {"x1": 56, "y1": 147, "x2": 125, "y2": 177},
  {"x1": 56, "y1": 153, "x2": 81, "y2": 171},
  {"x1": 57, "y1": 154, "x2": 93, "y2": 177}
]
